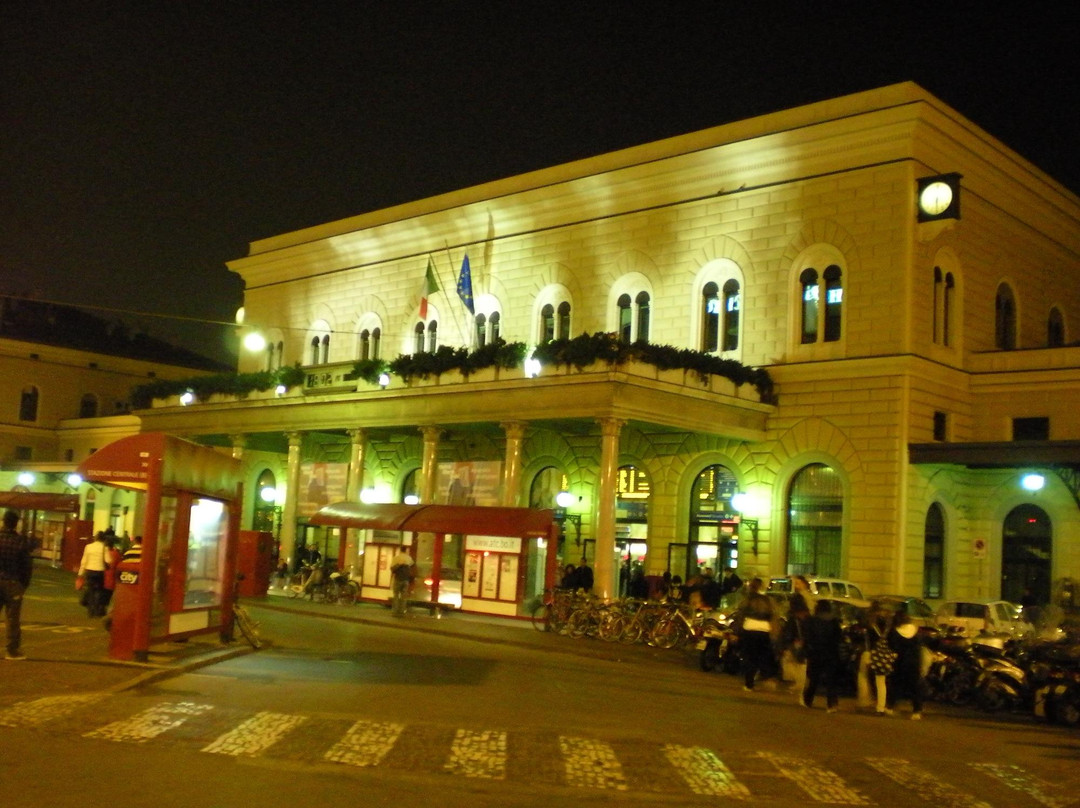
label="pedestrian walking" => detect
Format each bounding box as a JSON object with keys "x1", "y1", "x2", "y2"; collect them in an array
[
  {"x1": 101, "y1": 536, "x2": 122, "y2": 610},
  {"x1": 738, "y1": 577, "x2": 778, "y2": 691},
  {"x1": 78, "y1": 531, "x2": 112, "y2": 617},
  {"x1": 802, "y1": 599, "x2": 843, "y2": 711},
  {"x1": 887, "y1": 611, "x2": 924, "y2": 719},
  {"x1": 0, "y1": 509, "x2": 33, "y2": 660},
  {"x1": 862, "y1": 603, "x2": 896, "y2": 715}
]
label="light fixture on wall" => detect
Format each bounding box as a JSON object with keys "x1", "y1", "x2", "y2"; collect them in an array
[
  {"x1": 260, "y1": 486, "x2": 277, "y2": 503},
  {"x1": 17, "y1": 472, "x2": 35, "y2": 487},
  {"x1": 1021, "y1": 473, "x2": 1046, "y2": 492},
  {"x1": 378, "y1": 373, "x2": 391, "y2": 389},
  {"x1": 731, "y1": 490, "x2": 761, "y2": 556}
]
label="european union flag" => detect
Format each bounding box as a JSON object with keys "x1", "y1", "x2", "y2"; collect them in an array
[{"x1": 456, "y1": 252, "x2": 474, "y2": 314}]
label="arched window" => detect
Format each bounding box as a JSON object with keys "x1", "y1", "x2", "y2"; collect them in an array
[
  {"x1": 320, "y1": 334, "x2": 330, "y2": 364},
  {"x1": 413, "y1": 322, "x2": 426, "y2": 353},
  {"x1": 401, "y1": 468, "x2": 420, "y2": 503},
  {"x1": 823, "y1": 265, "x2": 843, "y2": 342},
  {"x1": 359, "y1": 329, "x2": 372, "y2": 360},
  {"x1": 79, "y1": 393, "x2": 98, "y2": 419},
  {"x1": 1002, "y1": 504, "x2": 1051, "y2": 603},
  {"x1": 19, "y1": 385, "x2": 38, "y2": 422},
  {"x1": 1048, "y1": 307, "x2": 1065, "y2": 347},
  {"x1": 252, "y1": 469, "x2": 278, "y2": 532},
  {"x1": 701, "y1": 282, "x2": 720, "y2": 352},
  {"x1": 617, "y1": 294, "x2": 633, "y2": 344},
  {"x1": 309, "y1": 336, "x2": 321, "y2": 365},
  {"x1": 557, "y1": 302, "x2": 571, "y2": 340},
  {"x1": 635, "y1": 291, "x2": 650, "y2": 343},
  {"x1": 924, "y1": 503, "x2": 945, "y2": 599},
  {"x1": 540, "y1": 304, "x2": 555, "y2": 343},
  {"x1": 529, "y1": 467, "x2": 567, "y2": 511},
  {"x1": 995, "y1": 283, "x2": 1017, "y2": 350},
  {"x1": 427, "y1": 321, "x2": 438, "y2": 353},
  {"x1": 786, "y1": 463, "x2": 843, "y2": 576},
  {"x1": 681, "y1": 464, "x2": 740, "y2": 579},
  {"x1": 489, "y1": 313, "x2": 500, "y2": 343},
  {"x1": 722, "y1": 279, "x2": 740, "y2": 351},
  {"x1": 475, "y1": 314, "x2": 488, "y2": 348},
  {"x1": 799, "y1": 269, "x2": 819, "y2": 344}
]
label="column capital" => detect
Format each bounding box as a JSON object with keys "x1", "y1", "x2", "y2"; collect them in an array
[
  {"x1": 596, "y1": 417, "x2": 626, "y2": 437},
  {"x1": 347, "y1": 428, "x2": 367, "y2": 443},
  {"x1": 419, "y1": 425, "x2": 443, "y2": 442},
  {"x1": 285, "y1": 431, "x2": 304, "y2": 448},
  {"x1": 500, "y1": 421, "x2": 527, "y2": 440}
]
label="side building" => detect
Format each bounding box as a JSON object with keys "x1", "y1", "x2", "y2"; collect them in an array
[
  {"x1": 0, "y1": 296, "x2": 230, "y2": 559},
  {"x1": 136, "y1": 83, "x2": 1080, "y2": 615}
]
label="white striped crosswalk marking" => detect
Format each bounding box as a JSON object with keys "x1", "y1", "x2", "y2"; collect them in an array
[
  {"x1": 0, "y1": 693, "x2": 105, "y2": 728},
  {"x1": 85, "y1": 702, "x2": 213, "y2": 743},
  {"x1": 201, "y1": 711, "x2": 306, "y2": 756},
  {"x1": 558, "y1": 736, "x2": 628, "y2": 791},
  {"x1": 866, "y1": 758, "x2": 992, "y2": 808},
  {"x1": 759, "y1": 752, "x2": 870, "y2": 804},
  {"x1": 971, "y1": 762, "x2": 1071, "y2": 808},
  {"x1": 665, "y1": 744, "x2": 751, "y2": 798},
  {"x1": 324, "y1": 719, "x2": 404, "y2": 767},
  {"x1": 445, "y1": 728, "x2": 507, "y2": 779}
]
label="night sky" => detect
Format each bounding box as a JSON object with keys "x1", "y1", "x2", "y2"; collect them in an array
[{"x1": 3, "y1": 4, "x2": 1078, "y2": 364}]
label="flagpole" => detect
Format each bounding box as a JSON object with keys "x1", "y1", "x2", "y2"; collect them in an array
[{"x1": 444, "y1": 242, "x2": 474, "y2": 348}]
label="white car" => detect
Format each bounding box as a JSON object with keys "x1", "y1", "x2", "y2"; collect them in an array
[
  {"x1": 934, "y1": 599, "x2": 1033, "y2": 638},
  {"x1": 768, "y1": 576, "x2": 865, "y2": 600}
]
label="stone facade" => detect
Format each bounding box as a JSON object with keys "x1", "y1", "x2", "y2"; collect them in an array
[{"x1": 141, "y1": 83, "x2": 1080, "y2": 610}]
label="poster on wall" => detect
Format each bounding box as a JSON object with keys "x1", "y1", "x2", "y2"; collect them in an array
[
  {"x1": 498, "y1": 555, "x2": 519, "y2": 602},
  {"x1": 481, "y1": 553, "x2": 500, "y2": 598},
  {"x1": 437, "y1": 461, "x2": 503, "y2": 507},
  {"x1": 463, "y1": 553, "x2": 482, "y2": 598},
  {"x1": 299, "y1": 462, "x2": 348, "y2": 516}
]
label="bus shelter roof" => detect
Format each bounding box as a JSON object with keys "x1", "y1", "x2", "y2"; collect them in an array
[
  {"x1": 310, "y1": 501, "x2": 556, "y2": 539},
  {"x1": 0, "y1": 492, "x2": 80, "y2": 513}
]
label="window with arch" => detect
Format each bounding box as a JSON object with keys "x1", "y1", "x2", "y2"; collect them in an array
[
  {"x1": 309, "y1": 335, "x2": 330, "y2": 365},
  {"x1": 995, "y1": 283, "x2": 1017, "y2": 350},
  {"x1": 1048, "y1": 307, "x2": 1065, "y2": 347},
  {"x1": 615, "y1": 291, "x2": 651, "y2": 345},
  {"x1": 681, "y1": 463, "x2": 740, "y2": 578},
  {"x1": 924, "y1": 503, "x2": 945, "y2": 599},
  {"x1": 252, "y1": 468, "x2": 278, "y2": 532},
  {"x1": 19, "y1": 385, "x2": 39, "y2": 422},
  {"x1": 799, "y1": 265, "x2": 843, "y2": 344},
  {"x1": 701, "y1": 282, "x2": 720, "y2": 352},
  {"x1": 358, "y1": 328, "x2": 381, "y2": 360},
  {"x1": 636, "y1": 292, "x2": 650, "y2": 343},
  {"x1": 933, "y1": 267, "x2": 956, "y2": 346},
  {"x1": 401, "y1": 468, "x2": 420, "y2": 503},
  {"x1": 540, "y1": 302, "x2": 572, "y2": 343},
  {"x1": 617, "y1": 294, "x2": 632, "y2": 343},
  {"x1": 412, "y1": 319, "x2": 438, "y2": 353},
  {"x1": 722, "y1": 279, "x2": 740, "y2": 351},
  {"x1": 529, "y1": 466, "x2": 568, "y2": 511},
  {"x1": 266, "y1": 341, "x2": 284, "y2": 371},
  {"x1": 786, "y1": 463, "x2": 843, "y2": 576},
  {"x1": 78, "y1": 393, "x2": 98, "y2": 419}
]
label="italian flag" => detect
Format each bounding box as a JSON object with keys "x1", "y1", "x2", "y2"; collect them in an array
[{"x1": 419, "y1": 257, "x2": 439, "y2": 319}]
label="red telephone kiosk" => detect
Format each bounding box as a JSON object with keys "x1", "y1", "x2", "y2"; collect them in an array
[{"x1": 77, "y1": 433, "x2": 243, "y2": 662}]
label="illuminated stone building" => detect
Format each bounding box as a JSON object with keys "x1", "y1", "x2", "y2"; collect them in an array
[{"x1": 137, "y1": 83, "x2": 1080, "y2": 613}]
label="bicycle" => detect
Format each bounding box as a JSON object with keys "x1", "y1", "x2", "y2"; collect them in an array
[
  {"x1": 532, "y1": 588, "x2": 575, "y2": 633},
  {"x1": 228, "y1": 575, "x2": 262, "y2": 650}
]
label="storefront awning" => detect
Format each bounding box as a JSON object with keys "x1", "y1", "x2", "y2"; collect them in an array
[
  {"x1": 76, "y1": 432, "x2": 240, "y2": 498},
  {"x1": 310, "y1": 501, "x2": 556, "y2": 539},
  {"x1": 0, "y1": 492, "x2": 80, "y2": 513}
]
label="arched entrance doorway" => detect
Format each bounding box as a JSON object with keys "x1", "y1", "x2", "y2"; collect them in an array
[
  {"x1": 1001, "y1": 504, "x2": 1052, "y2": 604},
  {"x1": 668, "y1": 464, "x2": 739, "y2": 583}
]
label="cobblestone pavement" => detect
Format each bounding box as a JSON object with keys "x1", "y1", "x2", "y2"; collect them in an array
[{"x1": 3, "y1": 691, "x2": 1079, "y2": 807}]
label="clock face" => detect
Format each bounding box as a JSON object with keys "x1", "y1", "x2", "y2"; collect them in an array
[{"x1": 920, "y1": 181, "x2": 953, "y2": 216}]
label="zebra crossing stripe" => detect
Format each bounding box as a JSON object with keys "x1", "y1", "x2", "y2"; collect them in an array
[
  {"x1": 324, "y1": 719, "x2": 404, "y2": 767},
  {"x1": 866, "y1": 758, "x2": 992, "y2": 808},
  {"x1": 664, "y1": 744, "x2": 751, "y2": 798},
  {"x1": 85, "y1": 702, "x2": 213, "y2": 743},
  {"x1": 558, "y1": 736, "x2": 629, "y2": 791},
  {"x1": 445, "y1": 728, "x2": 508, "y2": 780},
  {"x1": 0, "y1": 693, "x2": 105, "y2": 728},
  {"x1": 202, "y1": 711, "x2": 307, "y2": 756},
  {"x1": 971, "y1": 762, "x2": 1071, "y2": 808},
  {"x1": 759, "y1": 752, "x2": 870, "y2": 804}
]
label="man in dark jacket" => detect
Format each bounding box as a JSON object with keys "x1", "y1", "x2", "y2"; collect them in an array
[
  {"x1": 802, "y1": 599, "x2": 844, "y2": 711},
  {"x1": 0, "y1": 509, "x2": 33, "y2": 660}
]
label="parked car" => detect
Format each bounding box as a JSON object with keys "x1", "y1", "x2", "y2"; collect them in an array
[
  {"x1": 768, "y1": 576, "x2": 865, "y2": 600},
  {"x1": 934, "y1": 599, "x2": 1033, "y2": 638},
  {"x1": 869, "y1": 594, "x2": 938, "y2": 632}
]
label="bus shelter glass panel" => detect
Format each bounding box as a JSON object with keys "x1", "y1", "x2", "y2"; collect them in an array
[{"x1": 184, "y1": 497, "x2": 228, "y2": 608}]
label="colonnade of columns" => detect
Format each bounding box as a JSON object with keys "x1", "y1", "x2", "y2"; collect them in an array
[{"x1": 235, "y1": 418, "x2": 626, "y2": 598}]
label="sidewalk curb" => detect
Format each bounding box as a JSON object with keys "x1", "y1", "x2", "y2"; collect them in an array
[{"x1": 107, "y1": 644, "x2": 258, "y2": 693}]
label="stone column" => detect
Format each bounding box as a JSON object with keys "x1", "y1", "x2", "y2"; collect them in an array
[
  {"x1": 419, "y1": 426, "x2": 442, "y2": 503},
  {"x1": 500, "y1": 421, "x2": 527, "y2": 506},
  {"x1": 346, "y1": 428, "x2": 366, "y2": 502},
  {"x1": 593, "y1": 417, "x2": 625, "y2": 600},
  {"x1": 280, "y1": 432, "x2": 303, "y2": 568}
]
